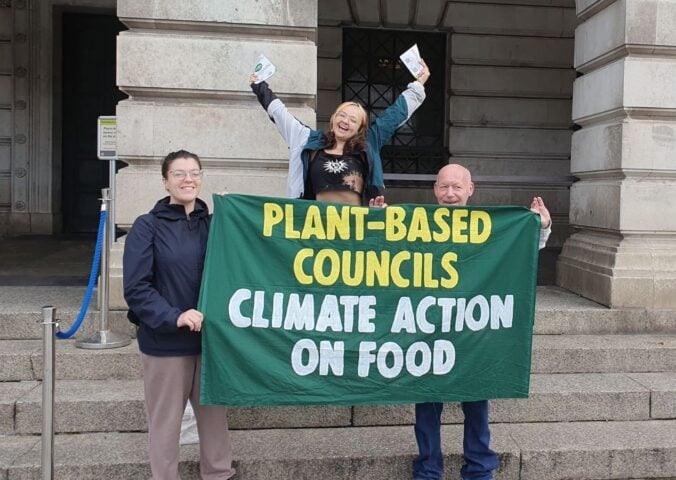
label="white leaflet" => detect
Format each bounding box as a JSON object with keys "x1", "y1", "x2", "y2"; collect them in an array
[
  {"x1": 399, "y1": 44, "x2": 423, "y2": 78},
  {"x1": 253, "y1": 54, "x2": 277, "y2": 83}
]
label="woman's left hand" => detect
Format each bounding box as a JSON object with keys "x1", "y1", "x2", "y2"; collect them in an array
[
  {"x1": 369, "y1": 196, "x2": 388, "y2": 208},
  {"x1": 177, "y1": 309, "x2": 204, "y2": 332}
]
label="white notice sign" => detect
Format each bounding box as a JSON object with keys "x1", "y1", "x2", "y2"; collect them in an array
[{"x1": 97, "y1": 116, "x2": 117, "y2": 160}]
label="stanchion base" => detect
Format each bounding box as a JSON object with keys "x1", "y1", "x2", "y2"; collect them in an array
[{"x1": 76, "y1": 330, "x2": 132, "y2": 350}]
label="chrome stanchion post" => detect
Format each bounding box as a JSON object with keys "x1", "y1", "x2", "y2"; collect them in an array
[
  {"x1": 40, "y1": 306, "x2": 57, "y2": 480},
  {"x1": 76, "y1": 188, "x2": 131, "y2": 349},
  {"x1": 109, "y1": 157, "x2": 116, "y2": 246}
]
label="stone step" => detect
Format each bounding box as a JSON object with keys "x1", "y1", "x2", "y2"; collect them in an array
[
  {"x1": 531, "y1": 334, "x2": 676, "y2": 373},
  {"x1": 2, "y1": 333, "x2": 676, "y2": 382},
  {"x1": 1, "y1": 420, "x2": 675, "y2": 479},
  {"x1": 0, "y1": 339, "x2": 142, "y2": 382},
  {"x1": 0, "y1": 286, "x2": 135, "y2": 340},
  {"x1": 532, "y1": 285, "x2": 676, "y2": 335},
  {"x1": 2, "y1": 286, "x2": 675, "y2": 341},
  {"x1": 2, "y1": 373, "x2": 674, "y2": 435}
]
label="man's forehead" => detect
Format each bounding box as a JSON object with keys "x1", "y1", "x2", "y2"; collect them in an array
[{"x1": 437, "y1": 165, "x2": 471, "y2": 184}]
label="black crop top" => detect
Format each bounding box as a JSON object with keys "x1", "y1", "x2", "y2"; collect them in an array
[{"x1": 308, "y1": 150, "x2": 366, "y2": 197}]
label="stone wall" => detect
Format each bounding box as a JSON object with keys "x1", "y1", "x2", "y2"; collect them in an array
[{"x1": 115, "y1": 0, "x2": 317, "y2": 227}]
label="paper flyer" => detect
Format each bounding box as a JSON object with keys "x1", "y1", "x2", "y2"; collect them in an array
[
  {"x1": 253, "y1": 54, "x2": 276, "y2": 84},
  {"x1": 399, "y1": 44, "x2": 423, "y2": 78}
]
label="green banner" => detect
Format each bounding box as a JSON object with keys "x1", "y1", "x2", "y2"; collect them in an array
[{"x1": 200, "y1": 194, "x2": 540, "y2": 407}]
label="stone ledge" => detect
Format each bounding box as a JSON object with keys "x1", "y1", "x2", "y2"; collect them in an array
[{"x1": 118, "y1": 0, "x2": 317, "y2": 28}]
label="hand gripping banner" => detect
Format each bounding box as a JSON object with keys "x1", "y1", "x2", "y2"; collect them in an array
[{"x1": 199, "y1": 194, "x2": 541, "y2": 407}]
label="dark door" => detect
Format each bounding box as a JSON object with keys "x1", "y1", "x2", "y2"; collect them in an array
[
  {"x1": 343, "y1": 28, "x2": 447, "y2": 174},
  {"x1": 61, "y1": 13, "x2": 126, "y2": 233}
]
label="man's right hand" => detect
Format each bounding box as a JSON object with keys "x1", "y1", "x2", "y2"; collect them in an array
[{"x1": 530, "y1": 196, "x2": 552, "y2": 229}]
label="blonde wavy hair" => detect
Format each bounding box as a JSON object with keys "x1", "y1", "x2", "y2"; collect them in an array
[{"x1": 324, "y1": 101, "x2": 368, "y2": 152}]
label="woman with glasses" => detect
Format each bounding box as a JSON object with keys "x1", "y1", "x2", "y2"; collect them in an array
[
  {"x1": 249, "y1": 60, "x2": 430, "y2": 206},
  {"x1": 123, "y1": 150, "x2": 235, "y2": 480}
]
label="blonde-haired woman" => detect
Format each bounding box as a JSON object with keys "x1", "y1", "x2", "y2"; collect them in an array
[{"x1": 249, "y1": 60, "x2": 430, "y2": 206}]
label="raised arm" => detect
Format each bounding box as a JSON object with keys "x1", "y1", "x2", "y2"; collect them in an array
[
  {"x1": 250, "y1": 76, "x2": 314, "y2": 198},
  {"x1": 367, "y1": 61, "x2": 430, "y2": 150},
  {"x1": 250, "y1": 76, "x2": 311, "y2": 150}
]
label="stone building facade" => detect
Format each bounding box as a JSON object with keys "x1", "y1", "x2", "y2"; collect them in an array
[{"x1": 0, "y1": 0, "x2": 674, "y2": 308}]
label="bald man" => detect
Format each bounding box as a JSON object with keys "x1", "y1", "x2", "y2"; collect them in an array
[{"x1": 412, "y1": 164, "x2": 551, "y2": 480}]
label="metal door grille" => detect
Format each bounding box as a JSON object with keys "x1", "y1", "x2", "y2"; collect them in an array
[{"x1": 343, "y1": 28, "x2": 447, "y2": 174}]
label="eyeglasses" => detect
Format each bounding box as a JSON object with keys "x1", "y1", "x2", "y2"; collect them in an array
[{"x1": 169, "y1": 170, "x2": 203, "y2": 179}]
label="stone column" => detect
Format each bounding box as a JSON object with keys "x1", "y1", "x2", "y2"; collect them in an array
[
  {"x1": 110, "y1": 0, "x2": 317, "y2": 309},
  {"x1": 557, "y1": 0, "x2": 676, "y2": 308}
]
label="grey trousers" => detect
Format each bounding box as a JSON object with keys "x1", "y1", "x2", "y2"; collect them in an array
[{"x1": 141, "y1": 353, "x2": 236, "y2": 480}]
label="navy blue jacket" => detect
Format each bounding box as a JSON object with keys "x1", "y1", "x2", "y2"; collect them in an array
[{"x1": 123, "y1": 197, "x2": 210, "y2": 356}]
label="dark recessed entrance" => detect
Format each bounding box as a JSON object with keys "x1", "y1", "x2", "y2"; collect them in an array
[
  {"x1": 343, "y1": 28, "x2": 447, "y2": 175},
  {"x1": 61, "y1": 13, "x2": 126, "y2": 233}
]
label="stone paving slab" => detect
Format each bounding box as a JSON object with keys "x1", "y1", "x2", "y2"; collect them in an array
[
  {"x1": 6, "y1": 432, "x2": 150, "y2": 480},
  {"x1": 0, "y1": 435, "x2": 39, "y2": 480},
  {"x1": 15, "y1": 379, "x2": 146, "y2": 434},
  {"x1": 5, "y1": 373, "x2": 672, "y2": 434},
  {"x1": 627, "y1": 373, "x2": 676, "y2": 419},
  {"x1": 0, "y1": 287, "x2": 85, "y2": 314},
  {"x1": 0, "y1": 286, "x2": 135, "y2": 340},
  {"x1": 3, "y1": 421, "x2": 676, "y2": 479},
  {"x1": 0, "y1": 382, "x2": 37, "y2": 434},
  {"x1": 532, "y1": 334, "x2": 676, "y2": 373},
  {"x1": 11, "y1": 379, "x2": 353, "y2": 434},
  {"x1": 2, "y1": 426, "x2": 513, "y2": 480},
  {"x1": 230, "y1": 424, "x2": 521, "y2": 480},
  {"x1": 3, "y1": 285, "x2": 674, "y2": 340},
  {"x1": 30, "y1": 340, "x2": 142, "y2": 381},
  {"x1": 227, "y1": 404, "x2": 352, "y2": 430},
  {"x1": 2, "y1": 335, "x2": 675, "y2": 380},
  {"x1": 474, "y1": 371, "x2": 654, "y2": 423},
  {"x1": 0, "y1": 341, "x2": 40, "y2": 381},
  {"x1": 353, "y1": 372, "x2": 653, "y2": 426},
  {"x1": 533, "y1": 286, "x2": 676, "y2": 334},
  {"x1": 0, "y1": 235, "x2": 93, "y2": 283},
  {"x1": 509, "y1": 420, "x2": 676, "y2": 479}
]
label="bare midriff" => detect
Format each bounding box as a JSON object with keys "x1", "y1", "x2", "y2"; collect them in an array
[{"x1": 316, "y1": 190, "x2": 362, "y2": 206}]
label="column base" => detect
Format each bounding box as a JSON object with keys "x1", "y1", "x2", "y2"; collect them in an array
[{"x1": 556, "y1": 231, "x2": 676, "y2": 308}]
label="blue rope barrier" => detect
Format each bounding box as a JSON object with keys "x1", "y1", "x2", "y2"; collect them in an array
[{"x1": 56, "y1": 209, "x2": 107, "y2": 339}]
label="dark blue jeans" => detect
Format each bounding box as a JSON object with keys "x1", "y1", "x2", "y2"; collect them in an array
[{"x1": 412, "y1": 401, "x2": 499, "y2": 480}]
